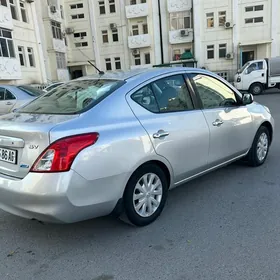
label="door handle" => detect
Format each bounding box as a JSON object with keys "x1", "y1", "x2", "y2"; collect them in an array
[
  {"x1": 6, "y1": 102, "x2": 12, "y2": 105},
  {"x1": 153, "y1": 130, "x2": 169, "y2": 139},
  {"x1": 261, "y1": 73, "x2": 264, "y2": 77},
  {"x1": 212, "y1": 119, "x2": 224, "y2": 127}
]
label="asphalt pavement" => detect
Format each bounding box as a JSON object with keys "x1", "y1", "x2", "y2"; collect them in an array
[{"x1": 1, "y1": 92, "x2": 280, "y2": 280}]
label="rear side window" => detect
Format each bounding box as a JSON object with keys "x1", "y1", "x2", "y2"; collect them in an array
[
  {"x1": 18, "y1": 79, "x2": 125, "y2": 115},
  {"x1": 131, "y1": 74, "x2": 194, "y2": 113},
  {"x1": 5, "y1": 90, "x2": 16, "y2": 100}
]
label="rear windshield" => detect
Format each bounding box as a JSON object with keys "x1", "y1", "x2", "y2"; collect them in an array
[
  {"x1": 17, "y1": 85, "x2": 44, "y2": 97},
  {"x1": 18, "y1": 79, "x2": 125, "y2": 115}
]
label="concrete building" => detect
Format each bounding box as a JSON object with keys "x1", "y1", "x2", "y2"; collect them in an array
[{"x1": 1, "y1": 0, "x2": 280, "y2": 85}]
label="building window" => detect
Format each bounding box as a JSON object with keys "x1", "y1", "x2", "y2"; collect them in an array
[
  {"x1": 245, "y1": 17, "x2": 263, "y2": 24},
  {"x1": 173, "y1": 49, "x2": 181, "y2": 61},
  {"x1": 142, "y1": 23, "x2": 148, "y2": 34},
  {"x1": 219, "y1": 44, "x2": 227, "y2": 58},
  {"x1": 102, "y1": 30, "x2": 108, "y2": 43},
  {"x1": 75, "y1": 42, "x2": 88, "y2": 47},
  {"x1": 27, "y1": 47, "x2": 35, "y2": 67},
  {"x1": 206, "y1": 12, "x2": 214, "y2": 28},
  {"x1": 74, "y1": 32, "x2": 87, "y2": 38},
  {"x1": 170, "y1": 12, "x2": 191, "y2": 30},
  {"x1": 216, "y1": 72, "x2": 228, "y2": 81},
  {"x1": 112, "y1": 29, "x2": 118, "y2": 42},
  {"x1": 70, "y1": 3, "x2": 83, "y2": 9},
  {"x1": 99, "y1": 1, "x2": 106, "y2": 15},
  {"x1": 9, "y1": 0, "x2": 18, "y2": 20},
  {"x1": 18, "y1": 46, "x2": 25, "y2": 66},
  {"x1": 60, "y1": 5, "x2": 64, "y2": 19},
  {"x1": 218, "y1": 11, "x2": 226, "y2": 26},
  {"x1": 105, "y1": 58, "x2": 112, "y2": 70},
  {"x1": 207, "y1": 45, "x2": 214, "y2": 59},
  {"x1": 132, "y1": 25, "x2": 139, "y2": 36},
  {"x1": 144, "y1": 53, "x2": 150, "y2": 64},
  {"x1": 115, "y1": 57, "x2": 121, "y2": 69},
  {"x1": 109, "y1": 0, "x2": 116, "y2": 13},
  {"x1": 130, "y1": 0, "x2": 136, "y2": 4},
  {"x1": 71, "y1": 14, "x2": 84, "y2": 19},
  {"x1": 0, "y1": 29, "x2": 15, "y2": 58},
  {"x1": 134, "y1": 54, "x2": 141, "y2": 65},
  {"x1": 141, "y1": 0, "x2": 146, "y2": 2},
  {"x1": 51, "y1": 21, "x2": 63, "y2": 40},
  {"x1": 245, "y1": 5, "x2": 264, "y2": 12},
  {"x1": 0, "y1": 0, "x2": 7, "y2": 6},
  {"x1": 19, "y1": 1, "x2": 27, "y2": 22},
  {"x1": 56, "y1": 52, "x2": 67, "y2": 69}
]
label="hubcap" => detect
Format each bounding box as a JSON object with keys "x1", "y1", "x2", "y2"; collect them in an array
[
  {"x1": 257, "y1": 132, "x2": 268, "y2": 162},
  {"x1": 133, "y1": 173, "x2": 163, "y2": 218},
  {"x1": 253, "y1": 86, "x2": 261, "y2": 94}
]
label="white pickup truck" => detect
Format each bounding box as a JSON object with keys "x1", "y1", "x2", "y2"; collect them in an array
[{"x1": 234, "y1": 57, "x2": 280, "y2": 95}]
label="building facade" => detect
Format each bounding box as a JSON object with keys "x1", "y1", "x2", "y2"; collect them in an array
[{"x1": 0, "y1": 0, "x2": 279, "y2": 85}]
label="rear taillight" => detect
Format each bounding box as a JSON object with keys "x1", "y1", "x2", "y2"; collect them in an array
[{"x1": 31, "y1": 133, "x2": 99, "y2": 173}]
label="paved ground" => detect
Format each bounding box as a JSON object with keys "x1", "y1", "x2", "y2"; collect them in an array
[{"x1": 1, "y1": 92, "x2": 280, "y2": 280}]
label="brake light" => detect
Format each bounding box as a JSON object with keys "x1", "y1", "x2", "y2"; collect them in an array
[{"x1": 31, "y1": 133, "x2": 99, "y2": 173}]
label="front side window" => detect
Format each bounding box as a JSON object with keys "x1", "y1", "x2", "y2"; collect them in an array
[
  {"x1": 5, "y1": 90, "x2": 15, "y2": 100},
  {"x1": 51, "y1": 21, "x2": 62, "y2": 40},
  {"x1": 18, "y1": 80, "x2": 125, "y2": 115},
  {"x1": 190, "y1": 74, "x2": 238, "y2": 109},
  {"x1": 0, "y1": 88, "x2": 5, "y2": 100},
  {"x1": 131, "y1": 75, "x2": 194, "y2": 113},
  {"x1": 0, "y1": 29, "x2": 15, "y2": 58},
  {"x1": 246, "y1": 62, "x2": 264, "y2": 73},
  {"x1": 206, "y1": 12, "x2": 214, "y2": 28}
]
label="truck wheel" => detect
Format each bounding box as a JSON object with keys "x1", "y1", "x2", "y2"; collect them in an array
[{"x1": 250, "y1": 83, "x2": 263, "y2": 95}]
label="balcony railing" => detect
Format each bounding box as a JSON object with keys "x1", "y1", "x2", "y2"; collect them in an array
[
  {"x1": 125, "y1": 3, "x2": 148, "y2": 19},
  {"x1": 0, "y1": 58, "x2": 21, "y2": 80},
  {"x1": 169, "y1": 29, "x2": 193, "y2": 44},
  {"x1": 53, "y1": 38, "x2": 66, "y2": 52},
  {"x1": 128, "y1": 34, "x2": 151, "y2": 49},
  {"x1": 167, "y1": 0, "x2": 192, "y2": 13}
]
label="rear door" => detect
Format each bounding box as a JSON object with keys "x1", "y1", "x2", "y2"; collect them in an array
[
  {"x1": 0, "y1": 88, "x2": 17, "y2": 114},
  {"x1": 188, "y1": 72, "x2": 254, "y2": 167},
  {"x1": 126, "y1": 73, "x2": 210, "y2": 183}
]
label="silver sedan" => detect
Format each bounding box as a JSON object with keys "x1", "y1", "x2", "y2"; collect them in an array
[
  {"x1": 0, "y1": 85, "x2": 43, "y2": 114},
  {"x1": 0, "y1": 68, "x2": 274, "y2": 226}
]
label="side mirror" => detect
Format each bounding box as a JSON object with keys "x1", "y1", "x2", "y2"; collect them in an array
[{"x1": 242, "y1": 93, "x2": 254, "y2": 105}]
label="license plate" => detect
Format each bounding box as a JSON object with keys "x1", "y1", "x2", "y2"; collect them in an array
[{"x1": 0, "y1": 148, "x2": 17, "y2": 164}]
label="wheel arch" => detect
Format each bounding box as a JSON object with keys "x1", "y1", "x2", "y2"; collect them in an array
[{"x1": 261, "y1": 121, "x2": 273, "y2": 144}]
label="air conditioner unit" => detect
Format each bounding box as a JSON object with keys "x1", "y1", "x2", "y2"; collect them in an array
[
  {"x1": 180, "y1": 29, "x2": 189, "y2": 37},
  {"x1": 132, "y1": 49, "x2": 140, "y2": 56},
  {"x1": 50, "y1": 5, "x2": 57, "y2": 13},
  {"x1": 65, "y1": 27, "x2": 74, "y2": 34},
  {"x1": 109, "y1": 23, "x2": 117, "y2": 30},
  {"x1": 224, "y1": 21, "x2": 233, "y2": 29},
  {"x1": 226, "y1": 53, "x2": 234, "y2": 60}
]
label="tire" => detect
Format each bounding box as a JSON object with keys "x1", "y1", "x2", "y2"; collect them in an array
[
  {"x1": 247, "y1": 126, "x2": 270, "y2": 167},
  {"x1": 250, "y1": 83, "x2": 263, "y2": 95},
  {"x1": 123, "y1": 164, "x2": 168, "y2": 226}
]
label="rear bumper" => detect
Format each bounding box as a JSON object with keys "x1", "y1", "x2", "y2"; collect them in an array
[{"x1": 0, "y1": 170, "x2": 127, "y2": 223}]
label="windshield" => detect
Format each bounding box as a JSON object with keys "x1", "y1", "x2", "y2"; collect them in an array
[
  {"x1": 239, "y1": 62, "x2": 250, "y2": 73},
  {"x1": 17, "y1": 85, "x2": 44, "y2": 97},
  {"x1": 18, "y1": 79, "x2": 125, "y2": 115}
]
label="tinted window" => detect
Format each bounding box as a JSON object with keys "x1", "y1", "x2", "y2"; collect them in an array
[
  {"x1": 17, "y1": 86, "x2": 43, "y2": 97},
  {"x1": 0, "y1": 88, "x2": 5, "y2": 100},
  {"x1": 19, "y1": 80, "x2": 125, "y2": 115},
  {"x1": 131, "y1": 85, "x2": 159, "y2": 113},
  {"x1": 5, "y1": 90, "x2": 15, "y2": 100},
  {"x1": 191, "y1": 74, "x2": 237, "y2": 109},
  {"x1": 151, "y1": 75, "x2": 194, "y2": 113}
]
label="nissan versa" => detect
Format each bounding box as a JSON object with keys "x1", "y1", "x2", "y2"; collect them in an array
[{"x1": 0, "y1": 68, "x2": 274, "y2": 226}]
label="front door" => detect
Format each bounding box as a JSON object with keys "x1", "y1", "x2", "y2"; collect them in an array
[
  {"x1": 126, "y1": 73, "x2": 210, "y2": 183},
  {"x1": 189, "y1": 73, "x2": 254, "y2": 167},
  {"x1": 242, "y1": 51, "x2": 254, "y2": 66},
  {"x1": 0, "y1": 88, "x2": 16, "y2": 114}
]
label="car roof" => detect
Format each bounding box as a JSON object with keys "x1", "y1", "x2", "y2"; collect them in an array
[{"x1": 77, "y1": 67, "x2": 207, "y2": 82}]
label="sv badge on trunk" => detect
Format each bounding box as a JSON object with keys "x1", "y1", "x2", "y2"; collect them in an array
[{"x1": 29, "y1": 145, "x2": 39, "y2": 149}]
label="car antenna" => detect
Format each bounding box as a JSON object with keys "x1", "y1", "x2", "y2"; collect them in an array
[{"x1": 88, "y1": 60, "x2": 105, "y2": 75}]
